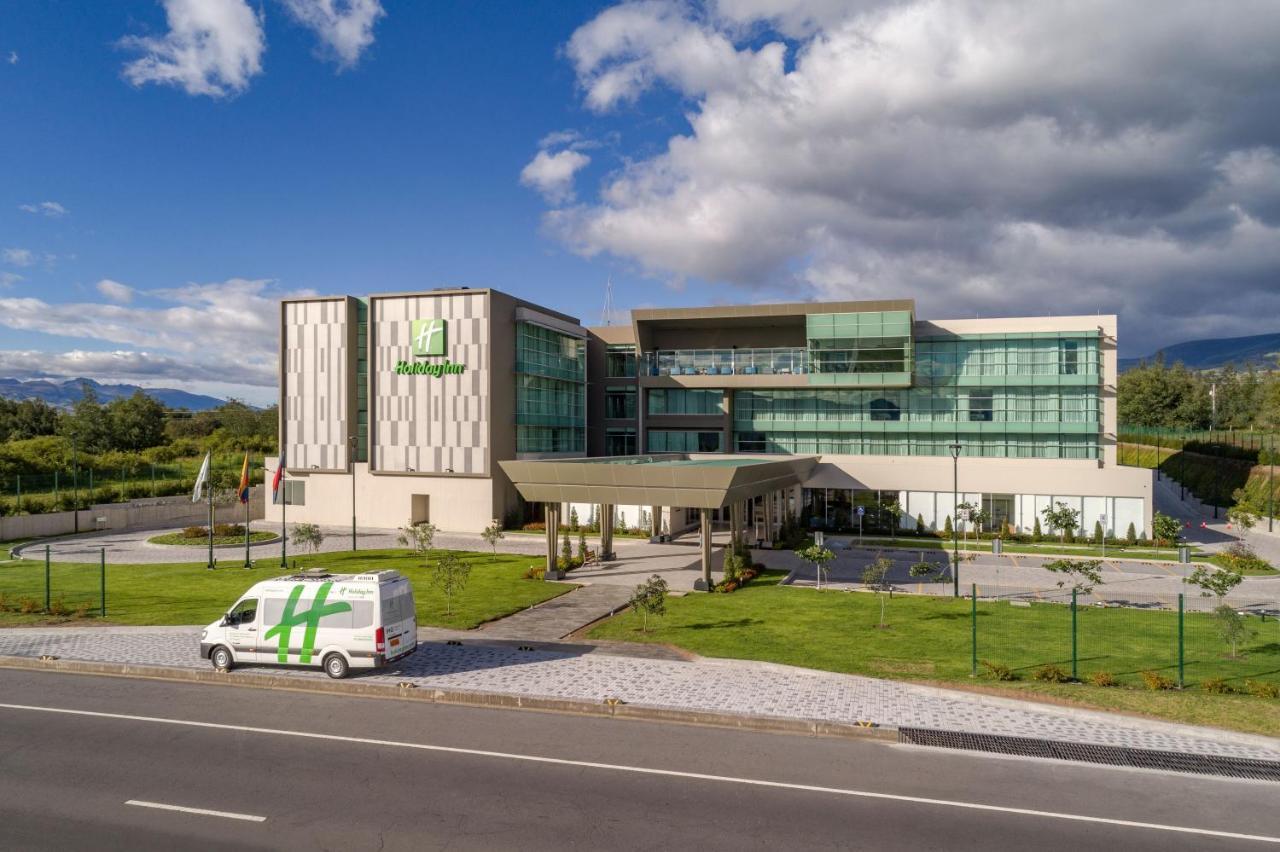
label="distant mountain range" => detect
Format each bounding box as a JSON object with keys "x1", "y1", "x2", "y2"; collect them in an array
[
  {"x1": 0, "y1": 377, "x2": 227, "y2": 411},
  {"x1": 1120, "y1": 332, "x2": 1280, "y2": 372}
]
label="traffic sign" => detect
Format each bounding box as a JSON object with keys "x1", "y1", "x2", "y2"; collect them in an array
[{"x1": 856, "y1": 506, "x2": 865, "y2": 516}]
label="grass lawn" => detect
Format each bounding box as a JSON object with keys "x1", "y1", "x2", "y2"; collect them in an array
[
  {"x1": 147, "y1": 531, "x2": 278, "y2": 546},
  {"x1": 588, "y1": 572, "x2": 1280, "y2": 736},
  {"x1": 0, "y1": 547, "x2": 572, "y2": 630}
]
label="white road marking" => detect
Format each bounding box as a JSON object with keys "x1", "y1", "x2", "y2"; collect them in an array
[
  {"x1": 3, "y1": 702, "x2": 1277, "y2": 845},
  {"x1": 125, "y1": 800, "x2": 265, "y2": 823}
]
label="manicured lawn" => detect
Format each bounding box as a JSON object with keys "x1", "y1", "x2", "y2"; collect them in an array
[
  {"x1": 0, "y1": 547, "x2": 572, "y2": 630},
  {"x1": 148, "y1": 531, "x2": 278, "y2": 546},
  {"x1": 588, "y1": 573, "x2": 1280, "y2": 736}
]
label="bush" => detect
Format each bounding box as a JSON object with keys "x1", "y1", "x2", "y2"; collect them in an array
[
  {"x1": 19, "y1": 597, "x2": 40, "y2": 614},
  {"x1": 522, "y1": 565, "x2": 546, "y2": 580},
  {"x1": 0, "y1": 591, "x2": 9, "y2": 611},
  {"x1": 980, "y1": 660, "x2": 1018, "y2": 681},
  {"x1": 1141, "y1": 670, "x2": 1175, "y2": 691},
  {"x1": 182, "y1": 526, "x2": 207, "y2": 539},
  {"x1": 48, "y1": 596, "x2": 69, "y2": 617},
  {"x1": 1246, "y1": 680, "x2": 1280, "y2": 699},
  {"x1": 1125, "y1": 522, "x2": 1138, "y2": 546},
  {"x1": 213, "y1": 523, "x2": 245, "y2": 537},
  {"x1": 1088, "y1": 671, "x2": 1117, "y2": 687},
  {"x1": 521, "y1": 521, "x2": 546, "y2": 532},
  {"x1": 1032, "y1": 664, "x2": 1072, "y2": 683},
  {"x1": 73, "y1": 601, "x2": 94, "y2": 618},
  {"x1": 1200, "y1": 677, "x2": 1236, "y2": 694}
]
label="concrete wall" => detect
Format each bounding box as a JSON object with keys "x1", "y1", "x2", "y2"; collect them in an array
[
  {"x1": 0, "y1": 487, "x2": 266, "y2": 541},
  {"x1": 262, "y1": 463, "x2": 499, "y2": 534}
]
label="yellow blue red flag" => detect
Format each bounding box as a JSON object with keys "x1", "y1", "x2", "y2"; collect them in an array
[{"x1": 238, "y1": 453, "x2": 251, "y2": 504}]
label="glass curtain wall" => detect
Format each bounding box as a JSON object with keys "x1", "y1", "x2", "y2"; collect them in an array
[{"x1": 515, "y1": 322, "x2": 586, "y2": 454}]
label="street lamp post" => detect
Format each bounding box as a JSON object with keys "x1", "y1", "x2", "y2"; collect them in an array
[
  {"x1": 71, "y1": 436, "x2": 79, "y2": 534},
  {"x1": 1269, "y1": 433, "x2": 1275, "y2": 534},
  {"x1": 349, "y1": 434, "x2": 358, "y2": 552},
  {"x1": 949, "y1": 441, "x2": 962, "y2": 598}
]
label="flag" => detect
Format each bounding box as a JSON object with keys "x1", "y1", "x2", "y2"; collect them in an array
[
  {"x1": 272, "y1": 451, "x2": 286, "y2": 504},
  {"x1": 192, "y1": 452, "x2": 210, "y2": 503},
  {"x1": 238, "y1": 453, "x2": 251, "y2": 505}
]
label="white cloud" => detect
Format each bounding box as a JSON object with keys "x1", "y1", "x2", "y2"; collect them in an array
[
  {"x1": 6, "y1": 52, "x2": 17, "y2": 65},
  {"x1": 521, "y1": 149, "x2": 592, "y2": 205},
  {"x1": 18, "y1": 201, "x2": 67, "y2": 217},
  {"x1": 0, "y1": 272, "x2": 21, "y2": 289},
  {"x1": 544, "y1": 0, "x2": 1280, "y2": 354},
  {"x1": 280, "y1": 0, "x2": 385, "y2": 68},
  {"x1": 0, "y1": 277, "x2": 315, "y2": 389},
  {"x1": 120, "y1": 0, "x2": 266, "y2": 98},
  {"x1": 0, "y1": 349, "x2": 271, "y2": 387},
  {"x1": 96, "y1": 279, "x2": 135, "y2": 304},
  {"x1": 3, "y1": 248, "x2": 35, "y2": 267}
]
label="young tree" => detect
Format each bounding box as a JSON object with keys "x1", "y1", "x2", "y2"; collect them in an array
[
  {"x1": 796, "y1": 544, "x2": 835, "y2": 590},
  {"x1": 629, "y1": 574, "x2": 669, "y2": 632},
  {"x1": 1184, "y1": 564, "x2": 1244, "y2": 602},
  {"x1": 915, "y1": 513, "x2": 926, "y2": 537},
  {"x1": 1093, "y1": 520, "x2": 1104, "y2": 545},
  {"x1": 1043, "y1": 558, "x2": 1105, "y2": 595},
  {"x1": 909, "y1": 559, "x2": 944, "y2": 583},
  {"x1": 1151, "y1": 512, "x2": 1182, "y2": 556},
  {"x1": 289, "y1": 522, "x2": 324, "y2": 554},
  {"x1": 1212, "y1": 605, "x2": 1252, "y2": 659},
  {"x1": 1125, "y1": 522, "x2": 1138, "y2": 546},
  {"x1": 1226, "y1": 489, "x2": 1259, "y2": 536},
  {"x1": 431, "y1": 552, "x2": 472, "y2": 616},
  {"x1": 943, "y1": 515, "x2": 953, "y2": 537},
  {"x1": 396, "y1": 521, "x2": 437, "y2": 557},
  {"x1": 862, "y1": 554, "x2": 895, "y2": 628},
  {"x1": 560, "y1": 531, "x2": 573, "y2": 569},
  {"x1": 568, "y1": 506, "x2": 579, "y2": 530},
  {"x1": 1032, "y1": 517, "x2": 1042, "y2": 542},
  {"x1": 576, "y1": 528, "x2": 587, "y2": 563},
  {"x1": 883, "y1": 498, "x2": 903, "y2": 539},
  {"x1": 480, "y1": 519, "x2": 504, "y2": 561},
  {"x1": 1041, "y1": 501, "x2": 1081, "y2": 545}
]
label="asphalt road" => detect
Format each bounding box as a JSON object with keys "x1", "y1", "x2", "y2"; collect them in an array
[{"x1": 1, "y1": 669, "x2": 1278, "y2": 851}]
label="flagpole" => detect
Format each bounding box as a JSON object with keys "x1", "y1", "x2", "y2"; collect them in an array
[
  {"x1": 207, "y1": 453, "x2": 214, "y2": 571},
  {"x1": 280, "y1": 461, "x2": 288, "y2": 569},
  {"x1": 244, "y1": 456, "x2": 251, "y2": 569}
]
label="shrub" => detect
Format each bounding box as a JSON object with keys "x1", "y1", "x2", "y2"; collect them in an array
[
  {"x1": 716, "y1": 580, "x2": 739, "y2": 593},
  {"x1": 182, "y1": 526, "x2": 207, "y2": 539},
  {"x1": 1088, "y1": 671, "x2": 1117, "y2": 687},
  {"x1": 1200, "y1": 677, "x2": 1236, "y2": 694},
  {"x1": 48, "y1": 596, "x2": 69, "y2": 617},
  {"x1": 915, "y1": 513, "x2": 926, "y2": 535},
  {"x1": 1032, "y1": 664, "x2": 1071, "y2": 683},
  {"x1": 1125, "y1": 522, "x2": 1138, "y2": 546},
  {"x1": 213, "y1": 523, "x2": 245, "y2": 537},
  {"x1": 1031, "y1": 517, "x2": 1042, "y2": 542},
  {"x1": 980, "y1": 660, "x2": 1018, "y2": 681},
  {"x1": 0, "y1": 591, "x2": 9, "y2": 611},
  {"x1": 521, "y1": 521, "x2": 546, "y2": 532},
  {"x1": 522, "y1": 565, "x2": 546, "y2": 580},
  {"x1": 73, "y1": 601, "x2": 94, "y2": 618},
  {"x1": 1141, "y1": 670, "x2": 1175, "y2": 691},
  {"x1": 19, "y1": 597, "x2": 40, "y2": 614},
  {"x1": 1246, "y1": 680, "x2": 1280, "y2": 699}
]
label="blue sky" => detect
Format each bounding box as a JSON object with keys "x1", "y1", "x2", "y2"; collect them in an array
[{"x1": 3, "y1": 1, "x2": 1279, "y2": 405}]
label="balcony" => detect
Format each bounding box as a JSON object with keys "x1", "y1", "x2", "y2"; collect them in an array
[{"x1": 645, "y1": 347, "x2": 809, "y2": 377}]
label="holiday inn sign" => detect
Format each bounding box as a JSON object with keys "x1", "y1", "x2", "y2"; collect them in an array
[{"x1": 395, "y1": 318, "x2": 467, "y2": 376}]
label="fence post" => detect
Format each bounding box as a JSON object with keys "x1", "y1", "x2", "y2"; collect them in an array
[
  {"x1": 970, "y1": 583, "x2": 978, "y2": 677},
  {"x1": 15, "y1": 474, "x2": 20, "y2": 512},
  {"x1": 1177, "y1": 593, "x2": 1185, "y2": 689},
  {"x1": 44, "y1": 545, "x2": 50, "y2": 612},
  {"x1": 100, "y1": 547, "x2": 106, "y2": 618},
  {"x1": 1071, "y1": 588, "x2": 1078, "y2": 681}
]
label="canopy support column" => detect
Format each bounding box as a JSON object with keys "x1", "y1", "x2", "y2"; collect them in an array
[
  {"x1": 694, "y1": 507, "x2": 713, "y2": 591},
  {"x1": 650, "y1": 505, "x2": 662, "y2": 539},
  {"x1": 544, "y1": 502, "x2": 561, "y2": 579},
  {"x1": 600, "y1": 503, "x2": 615, "y2": 560}
]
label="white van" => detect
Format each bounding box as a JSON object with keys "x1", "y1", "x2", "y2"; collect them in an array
[{"x1": 200, "y1": 570, "x2": 417, "y2": 679}]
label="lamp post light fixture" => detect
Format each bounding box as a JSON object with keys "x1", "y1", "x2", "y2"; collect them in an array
[
  {"x1": 349, "y1": 435, "x2": 358, "y2": 552},
  {"x1": 949, "y1": 441, "x2": 962, "y2": 598}
]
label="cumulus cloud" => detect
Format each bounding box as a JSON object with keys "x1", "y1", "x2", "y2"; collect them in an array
[
  {"x1": 280, "y1": 0, "x2": 385, "y2": 68},
  {"x1": 0, "y1": 272, "x2": 21, "y2": 289},
  {"x1": 18, "y1": 201, "x2": 67, "y2": 217},
  {"x1": 3, "y1": 248, "x2": 35, "y2": 267},
  {"x1": 521, "y1": 149, "x2": 592, "y2": 204},
  {"x1": 6, "y1": 51, "x2": 16, "y2": 65},
  {"x1": 96, "y1": 279, "x2": 135, "y2": 304},
  {"x1": 120, "y1": 0, "x2": 266, "y2": 98},
  {"x1": 0, "y1": 349, "x2": 271, "y2": 387},
  {"x1": 544, "y1": 0, "x2": 1280, "y2": 354},
  {"x1": 0, "y1": 277, "x2": 314, "y2": 389}
]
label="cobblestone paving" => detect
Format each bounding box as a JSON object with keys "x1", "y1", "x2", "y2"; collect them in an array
[{"x1": 2, "y1": 628, "x2": 1278, "y2": 762}]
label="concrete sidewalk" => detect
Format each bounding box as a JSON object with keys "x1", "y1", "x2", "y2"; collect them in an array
[{"x1": 1, "y1": 626, "x2": 1277, "y2": 764}]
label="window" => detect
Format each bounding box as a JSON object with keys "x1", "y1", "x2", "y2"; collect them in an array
[
  {"x1": 647, "y1": 388, "x2": 722, "y2": 415},
  {"x1": 647, "y1": 430, "x2": 723, "y2": 453},
  {"x1": 275, "y1": 480, "x2": 305, "y2": 506},
  {"x1": 379, "y1": 595, "x2": 412, "y2": 627},
  {"x1": 605, "y1": 386, "x2": 637, "y2": 419},
  {"x1": 605, "y1": 344, "x2": 637, "y2": 378},
  {"x1": 968, "y1": 390, "x2": 993, "y2": 422},
  {"x1": 516, "y1": 322, "x2": 586, "y2": 382},
  {"x1": 229, "y1": 598, "x2": 258, "y2": 625},
  {"x1": 1061, "y1": 339, "x2": 1079, "y2": 375},
  {"x1": 868, "y1": 398, "x2": 901, "y2": 421},
  {"x1": 605, "y1": 428, "x2": 637, "y2": 456}
]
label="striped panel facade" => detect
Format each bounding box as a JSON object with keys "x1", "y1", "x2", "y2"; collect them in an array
[
  {"x1": 371, "y1": 292, "x2": 491, "y2": 475},
  {"x1": 283, "y1": 298, "x2": 351, "y2": 471}
]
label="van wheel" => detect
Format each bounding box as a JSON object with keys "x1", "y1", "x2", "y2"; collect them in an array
[
  {"x1": 211, "y1": 646, "x2": 234, "y2": 672},
  {"x1": 323, "y1": 652, "x2": 349, "y2": 680}
]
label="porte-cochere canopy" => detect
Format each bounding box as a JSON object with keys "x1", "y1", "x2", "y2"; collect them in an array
[{"x1": 498, "y1": 454, "x2": 818, "y2": 510}]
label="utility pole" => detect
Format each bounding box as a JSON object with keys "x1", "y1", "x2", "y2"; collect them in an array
[{"x1": 350, "y1": 434, "x2": 358, "y2": 551}]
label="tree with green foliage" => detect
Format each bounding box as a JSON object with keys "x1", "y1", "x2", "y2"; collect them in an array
[
  {"x1": 0, "y1": 398, "x2": 60, "y2": 442},
  {"x1": 1044, "y1": 558, "x2": 1105, "y2": 595},
  {"x1": 1226, "y1": 489, "x2": 1259, "y2": 535},
  {"x1": 796, "y1": 544, "x2": 835, "y2": 590},
  {"x1": 481, "y1": 519, "x2": 504, "y2": 561},
  {"x1": 576, "y1": 528, "x2": 587, "y2": 563},
  {"x1": 560, "y1": 531, "x2": 573, "y2": 569},
  {"x1": 1093, "y1": 520, "x2": 1104, "y2": 545},
  {"x1": 396, "y1": 521, "x2": 437, "y2": 556},
  {"x1": 1041, "y1": 501, "x2": 1080, "y2": 544},
  {"x1": 1032, "y1": 516, "x2": 1042, "y2": 542},
  {"x1": 1184, "y1": 564, "x2": 1244, "y2": 602},
  {"x1": 568, "y1": 506, "x2": 579, "y2": 530},
  {"x1": 915, "y1": 513, "x2": 926, "y2": 536},
  {"x1": 861, "y1": 554, "x2": 895, "y2": 628},
  {"x1": 431, "y1": 552, "x2": 472, "y2": 616},
  {"x1": 942, "y1": 515, "x2": 953, "y2": 537},
  {"x1": 1152, "y1": 512, "x2": 1182, "y2": 555},
  {"x1": 1125, "y1": 522, "x2": 1138, "y2": 546},
  {"x1": 289, "y1": 522, "x2": 324, "y2": 554},
  {"x1": 1212, "y1": 605, "x2": 1252, "y2": 659},
  {"x1": 629, "y1": 574, "x2": 668, "y2": 632},
  {"x1": 108, "y1": 391, "x2": 167, "y2": 451}
]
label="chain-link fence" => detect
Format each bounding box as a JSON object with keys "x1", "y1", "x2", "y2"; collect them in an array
[
  {"x1": 0, "y1": 455, "x2": 267, "y2": 516},
  {"x1": 970, "y1": 584, "x2": 1280, "y2": 691}
]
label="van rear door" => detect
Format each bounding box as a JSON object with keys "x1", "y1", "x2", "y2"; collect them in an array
[{"x1": 380, "y1": 581, "x2": 416, "y2": 660}]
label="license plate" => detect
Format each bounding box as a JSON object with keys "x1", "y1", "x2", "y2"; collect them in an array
[{"x1": 390, "y1": 637, "x2": 400, "y2": 647}]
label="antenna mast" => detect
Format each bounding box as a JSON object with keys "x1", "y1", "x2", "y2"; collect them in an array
[{"x1": 601, "y1": 275, "x2": 614, "y2": 326}]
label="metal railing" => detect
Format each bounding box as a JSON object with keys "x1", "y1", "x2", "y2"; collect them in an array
[{"x1": 646, "y1": 347, "x2": 809, "y2": 377}]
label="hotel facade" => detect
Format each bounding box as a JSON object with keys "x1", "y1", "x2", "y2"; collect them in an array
[{"x1": 267, "y1": 288, "x2": 1152, "y2": 542}]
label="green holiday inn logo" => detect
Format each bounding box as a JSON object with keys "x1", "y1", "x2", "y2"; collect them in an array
[
  {"x1": 263, "y1": 582, "x2": 352, "y2": 664},
  {"x1": 398, "y1": 318, "x2": 466, "y2": 377}
]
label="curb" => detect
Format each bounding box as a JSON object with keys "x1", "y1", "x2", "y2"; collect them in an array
[{"x1": 0, "y1": 654, "x2": 896, "y2": 743}]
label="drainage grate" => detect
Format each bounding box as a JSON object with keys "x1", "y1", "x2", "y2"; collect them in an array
[{"x1": 897, "y1": 727, "x2": 1280, "y2": 782}]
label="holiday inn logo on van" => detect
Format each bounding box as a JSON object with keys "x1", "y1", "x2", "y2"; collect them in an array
[{"x1": 263, "y1": 582, "x2": 351, "y2": 664}]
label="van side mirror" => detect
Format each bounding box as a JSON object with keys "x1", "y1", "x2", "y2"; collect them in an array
[{"x1": 222, "y1": 613, "x2": 236, "y2": 627}]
